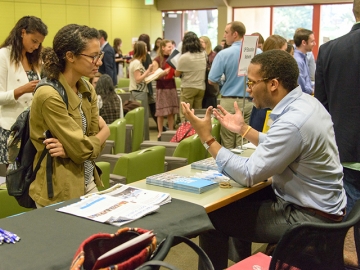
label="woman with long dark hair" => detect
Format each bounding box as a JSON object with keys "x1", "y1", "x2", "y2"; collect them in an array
[
  {"x1": 175, "y1": 31, "x2": 206, "y2": 122},
  {"x1": 113, "y1": 38, "x2": 124, "y2": 78},
  {"x1": 96, "y1": 74, "x2": 122, "y2": 124},
  {"x1": 150, "y1": 37, "x2": 162, "y2": 60},
  {"x1": 29, "y1": 24, "x2": 110, "y2": 207},
  {"x1": 0, "y1": 16, "x2": 48, "y2": 165}
]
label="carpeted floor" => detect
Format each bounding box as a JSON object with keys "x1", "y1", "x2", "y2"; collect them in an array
[{"x1": 160, "y1": 237, "x2": 267, "y2": 269}]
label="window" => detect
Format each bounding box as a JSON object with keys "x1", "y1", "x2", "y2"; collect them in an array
[
  {"x1": 319, "y1": 4, "x2": 354, "y2": 46},
  {"x1": 183, "y1": 10, "x2": 218, "y2": 48},
  {"x1": 233, "y1": 7, "x2": 271, "y2": 39},
  {"x1": 273, "y1": 6, "x2": 313, "y2": 41}
]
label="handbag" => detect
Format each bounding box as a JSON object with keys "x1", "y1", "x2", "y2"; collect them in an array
[
  {"x1": 70, "y1": 227, "x2": 157, "y2": 270},
  {"x1": 136, "y1": 234, "x2": 215, "y2": 270},
  {"x1": 170, "y1": 122, "x2": 196, "y2": 143}
]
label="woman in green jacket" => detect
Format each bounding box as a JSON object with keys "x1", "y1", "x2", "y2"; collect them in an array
[{"x1": 29, "y1": 24, "x2": 110, "y2": 207}]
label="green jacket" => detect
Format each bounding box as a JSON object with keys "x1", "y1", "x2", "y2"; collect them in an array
[{"x1": 29, "y1": 74, "x2": 104, "y2": 206}]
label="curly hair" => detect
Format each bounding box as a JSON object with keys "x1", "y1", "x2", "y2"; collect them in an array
[
  {"x1": 181, "y1": 31, "x2": 203, "y2": 54},
  {"x1": 0, "y1": 16, "x2": 48, "y2": 70},
  {"x1": 263, "y1": 35, "x2": 287, "y2": 52},
  {"x1": 95, "y1": 74, "x2": 117, "y2": 103},
  {"x1": 250, "y1": 50, "x2": 299, "y2": 92},
  {"x1": 41, "y1": 24, "x2": 99, "y2": 80}
]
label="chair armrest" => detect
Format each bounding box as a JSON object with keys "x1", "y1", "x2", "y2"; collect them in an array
[
  {"x1": 95, "y1": 140, "x2": 115, "y2": 162},
  {"x1": 109, "y1": 174, "x2": 127, "y2": 186},
  {"x1": 125, "y1": 124, "x2": 133, "y2": 153},
  {"x1": 164, "y1": 156, "x2": 188, "y2": 171},
  {"x1": 140, "y1": 140, "x2": 179, "y2": 156},
  {"x1": 161, "y1": 130, "x2": 176, "y2": 142},
  {"x1": 97, "y1": 153, "x2": 125, "y2": 172}
]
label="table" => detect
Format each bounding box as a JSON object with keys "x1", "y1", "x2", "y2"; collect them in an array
[
  {"x1": 130, "y1": 148, "x2": 271, "y2": 213},
  {"x1": 0, "y1": 148, "x2": 271, "y2": 269},
  {"x1": 0, "y1": 198, "x2": 213, "y2": 269}
]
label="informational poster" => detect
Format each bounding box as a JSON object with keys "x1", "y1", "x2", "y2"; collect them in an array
[{"x1": 238, "y1": 35, "x2": 259, "y2": 76}]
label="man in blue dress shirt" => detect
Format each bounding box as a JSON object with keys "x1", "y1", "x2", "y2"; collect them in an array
[
  {"x1": 293, "y1": 28, "x2": 315, "y2": 95},
  {"x1": 208, "y1": 21, "x2": 253, "y2": 149},
  {"x1": 182, "y1": 50, "x2": 346, "y2": 269}
]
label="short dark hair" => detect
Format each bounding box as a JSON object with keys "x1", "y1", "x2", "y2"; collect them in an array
[
  {"x1": 293, "y1": 28, "x2": 313, "y2": 47},
  {"x1": 98, "y1": 30, "x2": 108, "y2": 41},
  {"x1": 181, "y1": 31, "x2": 202, "y2": 54},
  {"x1": 250, "y1": 50, "x2": 299, "y2": 91},
  {"x1": 41, "y1": 24, "x2": 99, "y2": 79},
  {"x1": 354, "y1": 0, "x2": 360, "y2": 20},
  {"x1": 1, "y1": 16, "x2": 48, "y2": 70},
  {"x1": 286, "y1": 43, "x2": 294, "y2": 54},
  {"x1": 229, "y1": 21, "x2": 246, "y2": 38}
]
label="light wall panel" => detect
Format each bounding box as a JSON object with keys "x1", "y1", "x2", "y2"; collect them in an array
[
  {"x1": 66, "y1": 5, "x2": 90, "y2": 26},
  {"x1": 41, "y1": 4, "x2": 66, "y2": 47},
  {"x1": 15, "y1": 3, "x2": 41, "y2": 19},
  {"x1": 0, "y1": 3, "x2": 16, "y2": 43}
]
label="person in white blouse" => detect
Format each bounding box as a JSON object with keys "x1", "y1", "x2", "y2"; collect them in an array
[{"x1": 0, "y1": 16, "x2": 48, "y2": 164}]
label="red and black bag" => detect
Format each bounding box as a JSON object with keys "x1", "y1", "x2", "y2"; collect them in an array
[{"x1": 170, "y1": 122, "x2": 196, "y2": 143}]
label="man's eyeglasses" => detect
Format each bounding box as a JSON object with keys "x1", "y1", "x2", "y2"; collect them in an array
[
  {"x1": 78, "y1": 51, "x2": 104, "y2": 64},
  {"x1": 246, "y1": 77, "x2": 278, "y2": 89}
]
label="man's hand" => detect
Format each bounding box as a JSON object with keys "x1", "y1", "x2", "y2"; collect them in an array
[
  {"x1": 181, "y1": 102, "x2": 213, "y2": 142},
  {"x1": 212, "y1": 101, "x2": 245, "y2": 134}
]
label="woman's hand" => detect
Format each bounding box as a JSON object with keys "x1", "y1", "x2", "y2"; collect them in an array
[
  {"x1": 145, "y1": 64, "x2": 154, "y2": 76},
  {"x1": 98, "y1": 116, "x2": 107, "y2": 130},
  {"x1": 44, "y1": 138, "x2": 68, "y2": 158},
  {"x1": 14, "y1": 80, "x2": 40, "y2": 99}
]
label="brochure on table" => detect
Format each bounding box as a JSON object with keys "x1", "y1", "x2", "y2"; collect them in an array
[
  {"x1": 57, "y1": 184, "x2": 171, "y2": 226},
  {"x1": 146, "y1": 172, "x2": 227, "y2": 194}
]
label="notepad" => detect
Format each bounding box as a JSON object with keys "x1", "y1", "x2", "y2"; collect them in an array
[
  {"x1": 144, "y1": 68, "x2": 164, "y2": 84},
  {"x1": 93, "y1": 231, "x2": 154, "y2": 269}
]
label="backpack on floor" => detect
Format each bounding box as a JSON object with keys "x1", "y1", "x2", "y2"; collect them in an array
[
  {"x1": 170, "y1": 121, "x2": 196, "y2": 143},
  {"x1": 6, "y1": 78, "x2": 68, "y2": 208}
]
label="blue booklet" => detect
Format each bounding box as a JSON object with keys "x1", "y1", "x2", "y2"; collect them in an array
[{"x1": 146, "y1": 173, "x2": 218, "y2": 194}]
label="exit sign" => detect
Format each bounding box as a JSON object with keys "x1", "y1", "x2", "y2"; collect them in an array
[{"x1": 145, "y1": 0, "x2": 154, "y2": 5}]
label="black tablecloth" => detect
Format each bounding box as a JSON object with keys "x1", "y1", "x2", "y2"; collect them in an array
[{"x1": 0, "y1": 198, "x2": 213, "y2": 269}]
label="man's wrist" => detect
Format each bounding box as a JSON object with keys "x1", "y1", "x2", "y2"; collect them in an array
[{"x1": 239, "y1": 125, "x2": 249, "y2": 136}]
